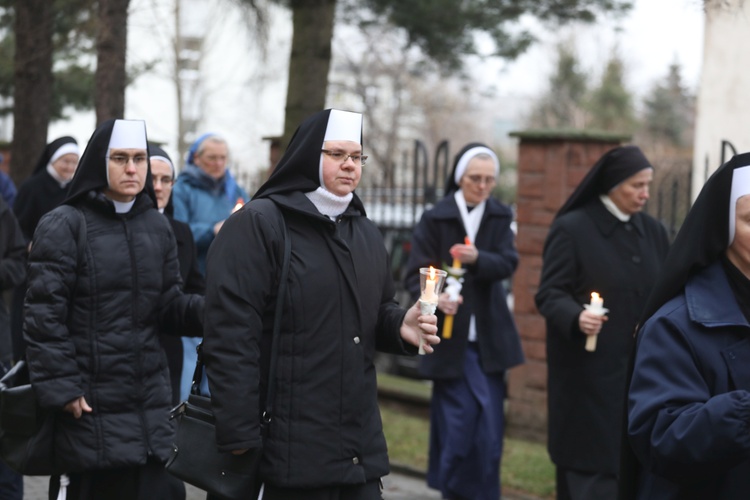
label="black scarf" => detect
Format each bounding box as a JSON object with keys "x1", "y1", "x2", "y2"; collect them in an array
[
  {"x1": 638, "y1": 152, "x2": 750, "y2": 325},
  {"x1": 556, "y1": 145, "x2": 653, "y2": 219}
]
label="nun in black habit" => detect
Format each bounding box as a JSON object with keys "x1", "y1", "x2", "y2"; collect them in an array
[
  {"x1": 535, "y1": 145, "x2": 670, "y2": 500},
  {"x1": 404, "y1": 142, "x2": 524, "y2": 500},
  {"x1": 23, "y1": 119, "x2": 203, "y2": 500},
  {"x1": 13, "y1": 136, "x2": 80, "y2": 241},
  {"x1": 202, "y1": 108, "x2": 439, "y2": 499},
  {"x1": 622, "y1": 153, "x2": 750, "y2": 499}
]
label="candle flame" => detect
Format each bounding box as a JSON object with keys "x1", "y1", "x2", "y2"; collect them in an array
[
  {"x1": 591, "y1": 292, "x2": 600, "y2": 301},
  {"x1": 429, "y1": 266, "x2": 436, "y2": 280},
  {"x1": 464, "y1": 236, "x2": 471, "y2": 246},
  {"x1": 232, "y1": 197, "x2": 244, "y2": 213}
]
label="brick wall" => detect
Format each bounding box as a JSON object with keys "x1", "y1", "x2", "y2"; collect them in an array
[{"x1": 506, "y1": 132, "x2": 628, "y2": 443}]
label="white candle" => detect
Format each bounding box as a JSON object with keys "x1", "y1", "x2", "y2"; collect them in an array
[
  {"x1": 421, "y1": 268, "x2": 439, "y2": 303},
  {"x1": 586, "y1": 292, "x2": 604, "y2": 352},
  {"x1": 590, "y1": 292, "x2": 603, "y2": 311}
]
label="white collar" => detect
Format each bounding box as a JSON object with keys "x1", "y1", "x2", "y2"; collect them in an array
[
  {"x1": 46, "y1": 164, "x2": 70, "y2": 188},
  {"x1": 111, "y1": 198, "x2": 136, "y2": 214},
  {"x1": 454, "y1": 190, "x2": 486, "y2": 242},
  {"x1": 599, "y1": 194, "x2": 630, "y2": 222},
  {"x1": 305, "y1": 186, "x2": 353, "y2": 220}
]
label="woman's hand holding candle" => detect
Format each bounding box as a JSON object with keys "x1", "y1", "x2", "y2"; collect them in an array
[
  {"x1": 580, "y1": 292, "x2": 609, "y2": 352},
  {"x1": 442, "y1": 238, "x2": 469, "y2": 339},
  {"x1": 401, "y1": 301, "x2": 440, "y2": 354},
  {"x1": 449, "y1": 236, "x2": 477, "y2": 266}
]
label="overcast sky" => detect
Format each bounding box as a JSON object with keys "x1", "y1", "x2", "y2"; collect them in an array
[{"x1": 484, "y1": 0, "x2": 705, "y2": 101}]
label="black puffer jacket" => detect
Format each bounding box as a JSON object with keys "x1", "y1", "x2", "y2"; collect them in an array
[{"x1": 23, "y1": 191, "x2": 203, "y2": 472}]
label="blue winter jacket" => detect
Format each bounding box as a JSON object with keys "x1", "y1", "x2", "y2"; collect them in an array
[
  {"x1": 172, "y1": 164, "x2": 249, "y2": 273},
  {"x1": 628, "y1": 260, "x2": 750, "y2": 499}
]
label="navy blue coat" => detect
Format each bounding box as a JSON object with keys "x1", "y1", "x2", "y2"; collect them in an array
[
  {"x1": 627, "y1": 261, "x2": 750, "y2": 499},
  {"x1": 405, "y1": 195, "x2": 523, "y2": 379}
]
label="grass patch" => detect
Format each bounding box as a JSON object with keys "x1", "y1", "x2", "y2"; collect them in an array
[
  {"x1": 502, "y1": 436, "x2": 556, "y2": 498},
  {"x1": 380, "y1": 404, "x2": 555, "y2": 499},
  {"x1": 377, "y1": 372, "x2": 432, "y2": 400},
  {"x1": 380, "y1": 404, "x2": 430, "y2": 470}
]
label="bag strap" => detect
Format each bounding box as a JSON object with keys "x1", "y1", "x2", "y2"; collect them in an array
[
  {"x1": 191, "y1": 205, "x2": 291, "y2": 427},
  {"x1": 261, "y1": 208, "x2": 291, "y2": 427},
  {"x1": 74, "y1": 208, "x2": 87, "y2": 264}
]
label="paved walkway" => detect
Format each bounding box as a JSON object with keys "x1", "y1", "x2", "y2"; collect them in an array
[
  {"x1": 22, "y1": 472, "x2": 442, "y2": 500},
  {"x1": 23, "y1": 469, "x2": 540, "y2": 499}
]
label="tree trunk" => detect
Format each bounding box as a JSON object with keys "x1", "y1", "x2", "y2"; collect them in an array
[
  {"x1": 282, "y1": 0, "x2": 336, "y2": 150},
  {"x1": 174, "y1": 0, "x2": 186, "y2": 164},
  {"x1": 11, "y1": 0, "x2": 54, "y2": 185},
  {"x1": 95, "y1": 0, "x2": 130, "y2": 125}
]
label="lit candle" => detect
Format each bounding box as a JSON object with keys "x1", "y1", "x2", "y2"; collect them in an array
[
  {"x1": 421, "y1": 266, "x2": 439, "y2": 303},
  {"x1": 590, "y1": 292, "x2": 603, "y2": 312},
  {"x1": 586, "y1": 292, "x2": 605, "y2": 352}
]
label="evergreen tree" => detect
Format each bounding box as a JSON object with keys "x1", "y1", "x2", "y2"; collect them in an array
[
  {"x1": 642, "y1": 61, "x2": 694, "y2": 147},
  {"x1": 526, "y1": 42, "x2": 589, "y2": 128},
  {"x1": 586, "y1": 54, "x2": 636, "y2": 132},
  {"x1": 0, "y1": 0, "x2": 96, "y2": 121}
]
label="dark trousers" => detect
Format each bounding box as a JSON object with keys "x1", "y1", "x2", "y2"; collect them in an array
[
  {"x1": 0, "y1": 460, "x2": 22, "y2": 500},
  {"x1": 556, "y1": 467, "x2": 618, "y2": 500},
  {"x1": 48, "y1": 457, "x2": 180, "y2": 500}
]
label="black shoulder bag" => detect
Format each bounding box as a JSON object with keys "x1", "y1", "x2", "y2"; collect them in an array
[
  {"x1": 166, "y1": 209, "x2": 291, "y2": 500},
  {"x1": 0, "y1": 207, "x2": 87, "y2": 475}
]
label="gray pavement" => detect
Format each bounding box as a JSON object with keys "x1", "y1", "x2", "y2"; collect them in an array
[
  {"x1": 22, "y1": 471, "x2": 442, "y2": 500},
  {"x1": 23, "y1": 470, "x2": 539, "y2": 499}
]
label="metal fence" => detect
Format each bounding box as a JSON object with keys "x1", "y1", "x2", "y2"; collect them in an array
[{"x1": 642, "y1": 153, "x2": 693, "y2": 241}]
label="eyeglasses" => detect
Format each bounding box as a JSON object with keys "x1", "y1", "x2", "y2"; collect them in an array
[
  {"x1": 465, "y1": 175, "x2": 496, "y2": 186},
  {"x1": 153, "y1": 176, "x2": 174, "y2": 186},
  {"x1": 107, "y1": 155, "x2": 148, "y2": 167},
  {"x1": 321, "y1": 149, "x2": 368, "y2": 166}
]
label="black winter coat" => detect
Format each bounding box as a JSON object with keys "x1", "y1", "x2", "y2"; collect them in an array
[
  {"x1": 0, "y1": 197, "x2": 25, "y2": 291},
  {"x1": 0, "y1": 197, "x2": 26, "y2": 366},
  {"x1": 10, "y1": 170, "x2": 67, "y2": 362},
  {"x1": 13, "y1": 169, "x2": 68, "y2": 242},
  {"x1": 535, "y1": 199, "x2": 669, "y2": 475},
  {"x1": 404, "y1": 195, "x2": 524, "y2": 378},
  {"x1": 23, "y1": 192, "x2": 204, "y2": 472},
  {"x1": 203, "y1": 195, "x2": 416, "y2": 488},
  {"x1": 158, "y1": 215, "x2": 205, "y2": 406}
]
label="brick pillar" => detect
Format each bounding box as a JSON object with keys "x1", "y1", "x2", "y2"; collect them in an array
[{"x1": 506, "y1": 131, "x2": 628, "y2": 442}]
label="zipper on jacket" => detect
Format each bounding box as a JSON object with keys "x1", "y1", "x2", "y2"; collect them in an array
[{"x1": 123, "y1": 217, "x2": 153, "y2": 457}]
